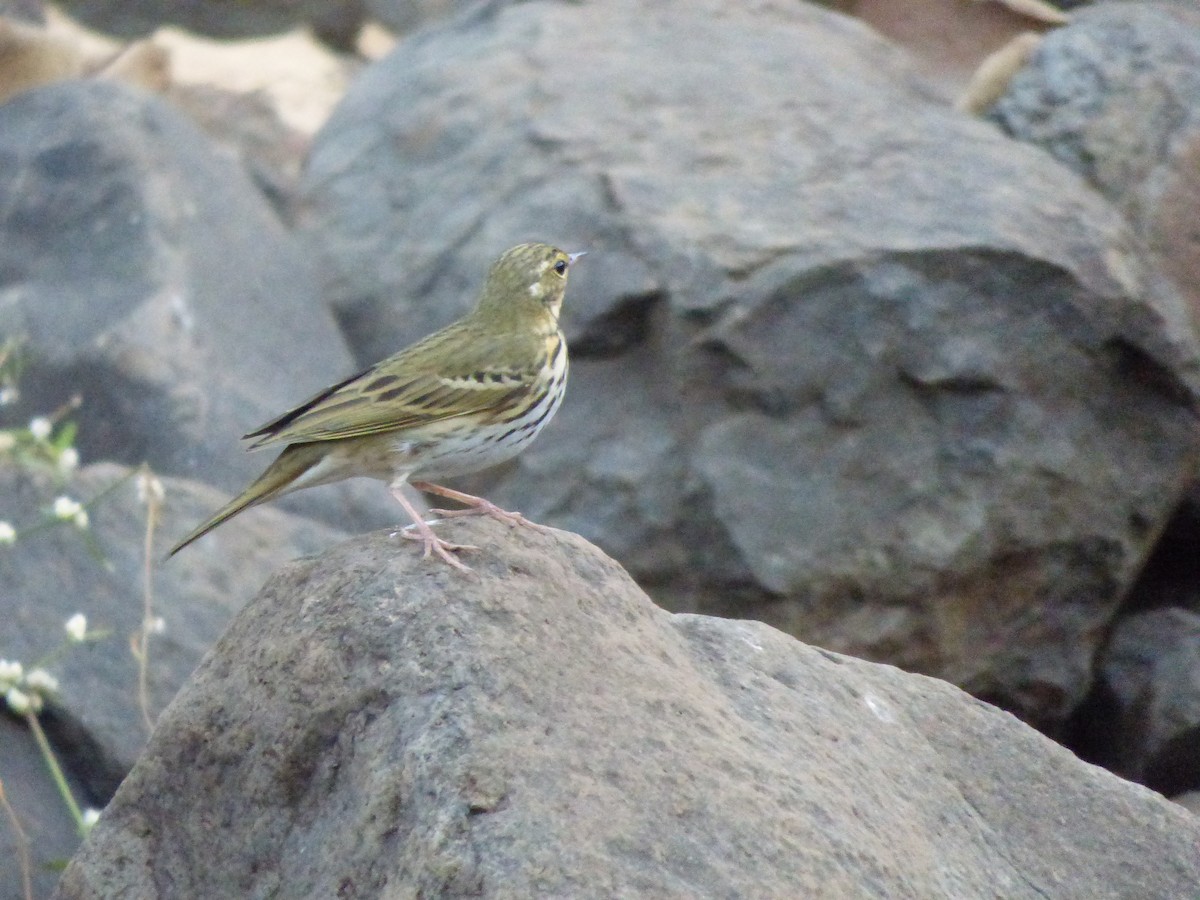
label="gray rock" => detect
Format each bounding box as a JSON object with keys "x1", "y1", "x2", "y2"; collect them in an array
[
  {"x1": 989, "y1": 2, "x2": 1200, "y2": 328},
  {"x1": 1094, "y1": 608, "x2": 1200, "y2": 795},
  {"x1": 1172, "y1": 789, "x2": 1200, "y2": 816},
  {"x1": 299, "y1": 0, "x2": 1200, "y2": 728},
  {"x1": 52, "y1": 0, "x2": 364, "y2": 47},
  {"x1": 0, "y1": 458, "x2": 347, "y2": 894},
  {"x1": 52, "y1": 522, "x2": 1200, "y2": 898},
  {"x1": 0, "y1": 461, "x2": 345, "y2": 798},
  {"x1": 0, "y1": 80, "x2": 397, "y2": 535},
  {"x1": 0, "y1": 716, "x2": 89, "y2": 900},
  {"x1": 363, "y1": 0, "x2": 475, "y2": 35},
  {"x1": 0, "y1": 0, "x2": 43, "y2": 24}
]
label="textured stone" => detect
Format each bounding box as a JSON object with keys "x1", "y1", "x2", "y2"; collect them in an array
[
  {"x1": 0, "y1": 459, "x2": 346, "y2": 892},
  {"x1": 0, "y1": 80, "x2": 396, "y2": 534},
  {"x1": 52, "y1": 0, "x2": 363, "y2": 47},
  {"x1": 990, "y1": 2, "x2": 1200, "y2": 322},
  {"x1": 1090, "y1": 609, "x2": 1200, "y2": 795},
  {"x1": 0, "y1": 461, "x2": 344, "y2": 793},
  {"x1": 299, "y1": 0, "x2": 1200, "y2": 728},
  {"x1": 52, "y1": 522, "x2": 1200, "y2": 899}
]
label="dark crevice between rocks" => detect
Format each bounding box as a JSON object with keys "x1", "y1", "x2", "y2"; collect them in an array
[
  {"x1": 1144, "y1": 729, "x2": 1200, "y2": 798},
  {"x1": 40, "y1": 704, "x2": 125, "y2": 805},
  {"x1": 1105, "y1": 337, "x2": 1197, "y2": 410},
  {"x1": 1117, "y1": 493, "x2": 1200, "y2": 615}
]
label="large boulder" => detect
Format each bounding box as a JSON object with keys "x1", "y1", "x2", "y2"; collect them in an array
[
  {"x1": 52, "y1": 521, "x2": 1200, "y2": 898},
  {"x1": 0, "y1": 80, "x2": 397, "y2": 535},
  {"x1": 298, "y1": 0, "x2": 1200, "y2": 728}
]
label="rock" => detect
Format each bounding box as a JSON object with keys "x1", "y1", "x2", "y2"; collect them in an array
[
  {"x1": 1, "y1": 461, "x2": 345, "y2": 792},
  {"x1": 299, "y1": 0, "x2": 1200, "y2": 728},
  {"x1": 150, "y1": 24, "x2": 362, "y2": 219},
  {"x1": 152, "y1": 25, "x2": 354, "y2": 137},
  {"x1": 164, "y1": 82, "x2": 309, "y2": 221},
  {"x1": 0, "y1": 14, "x2": 87, "y2": 103},
  {"x1": 1086, "y1": 609, "x2": 1200, "y2": 795},
  {"x1": 0, "y1": 0, "x2": 43, "y2": 24},
  {"x1": 0, "y1": 459, "x2": 346, "y2": 888},
  {"x1": 52, "y1": 521, "x2": 1200, "y2": 898},
  {"x1": 989, "y1": 2, "x2": 1200, "y2": 321},
  {"x1": 0, "y1": 79, "x2": 397, "y2": 534},
  {"x1": 52, "y1": 0, "x2": 364, "y2": 48},
  {"x1": 855, "y1": 0, "x2": 1064, "y2": 93},
  {"x1": 0, "y1": 716, "x2": 90, "y2": 900},
  {"x1": 364, "y1": 0, "x2": 474, "y2": 36},
  {"x1": 1173, "y1": 790, "x2": 1200, "y2": 816}
]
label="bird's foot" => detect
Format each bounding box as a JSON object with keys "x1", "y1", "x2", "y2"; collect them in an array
[
  {"x1": 390, "y1": 482, "x2": 478, "y2": 572},
  {"x1": 413, "y1": 481, "x2": 550, "y2": 531},
  {"x1": 393, "y1": 521, "x2": 478, "y2": 572}
]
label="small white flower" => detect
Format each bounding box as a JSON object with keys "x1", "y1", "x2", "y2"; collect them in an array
[
  {"x1": 25, "y1": 668, "x2": 59, "y2": 695},
  {"x1": 0, "y1": 659, "x2": 23, "y2": 685},
  {"x1": 81, "y1": 808, "x2": 101, "y2": 828},
  {"x1": 0, "y1": 386, "x2": 17, "y2": 406},
  {"x1": 5, "y1": 687, "x2": 37, "y2": 714},
  {"x1": 0, "y1": 521, "x2": 15, "y2": 545},
  {"x1": 28, "y1": 417, "x2": 52, "y2": 441},
  {"x1": 53, "y1": 496, "x2": 82, "y2": 520},
  {"x1": 147, "y1": 616, "x2": 166, "y2": 635},
  {"x1": 58, "y1": 447, "x2": 79, "y2": 473},
  {"x1": 0, "y1": 432, "x2": 14, "y2": 452},
  {"x1": 65, "y1": 614, "x2": 87, "y2": 643},
  {"x1": 135, "y1": 471, "x2": 165, "y2": 505},
  {"x1": 73, "y1": 509, "x2": 89, "y2": 529}
]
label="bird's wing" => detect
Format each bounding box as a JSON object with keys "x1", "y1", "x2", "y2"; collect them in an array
[{"x1": 243, "y1": 329, "x2": 542, "y2": 448}]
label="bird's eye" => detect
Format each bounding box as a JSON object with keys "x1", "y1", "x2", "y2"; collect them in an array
[{"x1": 553, "y1": 259, "x2": 567, "y2": 276}]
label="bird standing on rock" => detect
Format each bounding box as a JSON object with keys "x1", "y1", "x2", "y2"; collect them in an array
[{"x1": 168, "y1": 242, "x2": 583, "y2": 571}]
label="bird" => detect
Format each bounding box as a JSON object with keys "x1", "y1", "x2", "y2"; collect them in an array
[{"x1": 168, "y1": 242, "x2": 583, "y2": 571}]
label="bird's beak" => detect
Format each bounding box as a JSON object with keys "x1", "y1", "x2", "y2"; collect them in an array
[{"x1": 568, "y1": 251, "x2": 587, "y2": 266}]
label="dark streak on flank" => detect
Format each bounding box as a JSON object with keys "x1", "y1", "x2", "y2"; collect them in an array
[{"x1": 520, "y1": 395, "x2": 557, "y2": 433}]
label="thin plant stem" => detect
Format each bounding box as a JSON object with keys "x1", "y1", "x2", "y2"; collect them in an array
[
  {"x1": 25, "y1": 711, "x2": 86, "y2": 836},
  {"x1": 0, "y1": 778, "x2": 33, "y2": 900},
  {"x1": 137, "y1": 466, "x2": 162, "y2": 734}
]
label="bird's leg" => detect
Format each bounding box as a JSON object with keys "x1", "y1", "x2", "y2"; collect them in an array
[
  {"x1": 411, "y1": 481, "x2": 550, "y2": 531},
  {"x1": 389, "y1": 481, "x2": 478, "y2": 572}
]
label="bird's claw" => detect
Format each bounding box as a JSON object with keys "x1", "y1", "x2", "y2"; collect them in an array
[{"x1": 392, "y1": 523, "x2": 478, "y2": 572}]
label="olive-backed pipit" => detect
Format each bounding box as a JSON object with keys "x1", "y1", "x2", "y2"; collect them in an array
[{"x1": 168, "y1": 242, "x2": 582, "y2": 570}]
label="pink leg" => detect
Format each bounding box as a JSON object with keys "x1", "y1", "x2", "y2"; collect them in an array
[
  {"x1": 389, "y1": 481, "x2": 477, "y2": 572},
  {"x1": 411, "y1": 481, "x2": 550, "y2": 531}
]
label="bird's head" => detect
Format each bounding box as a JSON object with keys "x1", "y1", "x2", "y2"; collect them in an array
[{"x1": 474, "y1": 242, "x2": 584, "y2": 330}]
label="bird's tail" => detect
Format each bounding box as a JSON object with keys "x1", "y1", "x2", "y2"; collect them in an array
[{"x1": 166, "y1": 444, "x2": 325, "y2": 557}]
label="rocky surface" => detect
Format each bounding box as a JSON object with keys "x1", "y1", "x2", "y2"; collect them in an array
[
  {"x1": 1079, "y1": 608, "x2": 1200, "y2": 796},
  {"x1": 51, "y1": 522, "x2": 1200, "y2": 899},
  {"x1": 0, "y1": 80, "x2": 397, "y2": 534},
  {"x1": 1, "y1": 461, "x2": 345, "y2": 789},
  {"x1": 298, "y1": 0, "x2": 1200, "y2": 730},
  {"x1": 990, "y1": 2, "x2": 1200, "y2": 323},
  {"x1": 0, "y1": 460, "x2": 345, "y2": 896},
  {"x1": 53, "y1": 0, "x2": 365, "y2": 48},
  {"x1": 3, "y1": 3, "x2": 1200, "y2": 896},
  {"x1": 0, "y1": 715, "x2": 89, "y2": 900}
]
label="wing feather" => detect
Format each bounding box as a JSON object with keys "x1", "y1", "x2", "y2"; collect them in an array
[{"x1": 243, "y1": 327, "x2": 551, "y2": 448}]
